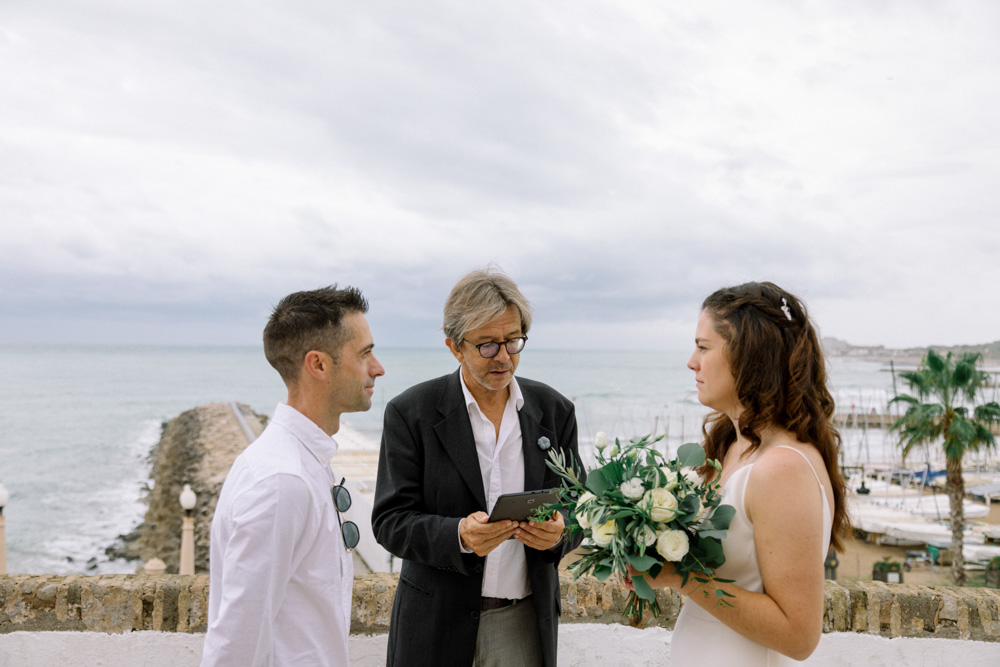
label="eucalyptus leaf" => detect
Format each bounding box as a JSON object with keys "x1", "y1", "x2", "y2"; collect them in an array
[
  {"x1": 627, "y1": 553, "x2": 660, "y2": 572},
  {"x1": 711, "y1": 504, "x2": 736, "y2": 530},
  {"x1": 698, "y1": 529, "x2": 728, "y2": 540},
  {"x1": 631, "y1": 574, "x2": 656, "y2": 601},
  {"x1": 679, "y1": 494, "x2": 699, "y2": 513},
  {"x1": 677, "y1": 442, "x2": 706, "y2": 467},
  {"x1": 586, "y1": 468, "x2": 611, "y2": 495}
]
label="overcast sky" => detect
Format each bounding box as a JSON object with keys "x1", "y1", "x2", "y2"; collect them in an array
[{"x1": 2, "y1": 1, "x2": 998, "y2": 350}]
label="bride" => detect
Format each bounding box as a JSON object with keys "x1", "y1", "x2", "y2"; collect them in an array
[{"x1": 636, "y1": 282, "x2": 848, "y2": 665}]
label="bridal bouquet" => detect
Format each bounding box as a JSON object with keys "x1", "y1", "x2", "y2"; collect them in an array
[{"x1": 540, "y1": 433, "x2": 735, "y2": 622}]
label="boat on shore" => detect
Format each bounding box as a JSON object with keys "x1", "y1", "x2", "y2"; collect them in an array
[{"x1": 847, "y1": 467, "x2": 1000, "y2": 565}]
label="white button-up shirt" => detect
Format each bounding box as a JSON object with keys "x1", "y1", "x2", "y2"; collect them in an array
[
  {"x1": 458, "y1": 375, "x2": 531, "y2": 600},
  {"x1": 202, "y1": 403, "x2": 354, "y2": 667}
]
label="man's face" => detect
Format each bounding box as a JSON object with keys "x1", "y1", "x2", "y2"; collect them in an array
[
  {"x1": 446, "y1": 304, "x2": 522, "y2": 395},
  {"x1": 328, "y1": 312, "x2": 385, "y2": 414}
]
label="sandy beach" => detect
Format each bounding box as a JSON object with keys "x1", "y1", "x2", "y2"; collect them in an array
[{"x1": 836, "y1": 502, "x2": 1000, "y2": 587}]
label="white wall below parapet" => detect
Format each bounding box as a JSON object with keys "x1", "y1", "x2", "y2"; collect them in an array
[{"x1": 1, "y1": 626, "x2": 998, "y2": 667}]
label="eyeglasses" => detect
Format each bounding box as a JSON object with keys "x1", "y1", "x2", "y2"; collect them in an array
[
  {"x1": 465, "y1": 336, "x2": 528, "y2": 359},
  {"x1": 332, "y1": 478, "x2": 360, "y2": 550}
]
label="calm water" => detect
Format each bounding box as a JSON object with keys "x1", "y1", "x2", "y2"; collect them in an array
[{"x1": 0, "y1": 344, "x2": 893, "y2": 575}]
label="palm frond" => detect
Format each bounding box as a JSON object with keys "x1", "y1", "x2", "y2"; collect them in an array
[{"x1": 974, "y1": 402, "x2": 1000, "y2": 423}]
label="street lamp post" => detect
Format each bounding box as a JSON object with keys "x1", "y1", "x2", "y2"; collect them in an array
[
  {"x1": 179, "y1": 484, "x2": 197, "y2": 576},
  {"x1": 0, "y1": 481, "x2": 9, "y2": 575}
]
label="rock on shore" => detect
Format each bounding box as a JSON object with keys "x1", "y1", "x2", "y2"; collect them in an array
[{"x1": 106, "y1": 403, "x2": 266, "y2": 574}]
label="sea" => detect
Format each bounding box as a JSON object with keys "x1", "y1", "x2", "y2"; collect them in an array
[{"x1": 0, "y1": 344, "x2": 932, "y2": 575}]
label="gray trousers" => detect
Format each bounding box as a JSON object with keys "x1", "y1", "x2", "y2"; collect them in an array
[{"x1": 472, "y1": 597, "x2": 543, "y2": 667}]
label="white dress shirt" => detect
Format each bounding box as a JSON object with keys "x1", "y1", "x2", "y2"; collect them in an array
[
  {"x1": 202, "y1": 403, "x2": 354, "y2": 667},
  {"x1": 458, "y1": 375, "x2": 532, "y2": 600}
]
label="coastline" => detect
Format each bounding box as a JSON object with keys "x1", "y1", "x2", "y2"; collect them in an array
[{"x1": 823, "y1": 337, "x2": 1000, "y2": 368}]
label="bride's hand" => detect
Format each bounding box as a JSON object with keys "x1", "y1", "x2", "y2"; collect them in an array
[{"x1": 625, "y1": 563, "x2": 685, "y2": 592}]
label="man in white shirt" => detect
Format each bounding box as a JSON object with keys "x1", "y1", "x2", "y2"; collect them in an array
[
  {"x1": 202, "y1": 285, "x2": 384, "y2": 667},
  {"x1": 372, "y1": 267, "x2": 582, "y2": 667}
]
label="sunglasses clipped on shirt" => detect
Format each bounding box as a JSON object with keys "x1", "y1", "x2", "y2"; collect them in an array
[{"x1": 332, "y1": 478, "x2": 360, "y2": 550}]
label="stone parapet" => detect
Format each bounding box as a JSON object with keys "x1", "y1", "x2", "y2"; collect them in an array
[
  {"x1": 0, "y1": 574, "x2": 209, "y2": 634},
  {"x1": 3, "y1": 574, "x2": 998, "y2": 642},
  {"x1": 823, "y1": 579, "x2": 1000, "y2": 642}
]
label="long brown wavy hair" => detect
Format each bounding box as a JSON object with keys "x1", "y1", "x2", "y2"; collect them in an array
[{"x1": 696, "y1": 281, "x2": 848, "y2": 551}]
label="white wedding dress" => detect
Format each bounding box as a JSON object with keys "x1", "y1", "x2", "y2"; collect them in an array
[{"x1": 670, "y1": 446, "x2": 832, "y2": 666}]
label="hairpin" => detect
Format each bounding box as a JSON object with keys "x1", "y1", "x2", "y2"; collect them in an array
[{"x1": 780, "y1": 298, "x2": 793, "y2": 321}]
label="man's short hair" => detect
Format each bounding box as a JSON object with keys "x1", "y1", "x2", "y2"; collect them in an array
[
  {"x1": 443, "y1": 267, "x2": 532, "y2": 343},
  {"x1": 263, "y1": 285, "x2": 368, "y2": 384}
]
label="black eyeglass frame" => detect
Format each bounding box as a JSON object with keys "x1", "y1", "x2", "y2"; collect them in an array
[
  {"x1": 332, "y1": 478, "x2": 360, "y2": 550},
  {"x1": 465, "y1": 335, "x2": 528, "y2": 359}
]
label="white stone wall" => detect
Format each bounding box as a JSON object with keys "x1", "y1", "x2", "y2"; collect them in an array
[{"x1": 2, "y1": 626, "x2": 998, "y2": 667}]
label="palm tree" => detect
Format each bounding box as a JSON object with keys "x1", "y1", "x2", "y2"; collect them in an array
[{"x1": 890, "y1": 350, "x2": 1000, "y2": 586}]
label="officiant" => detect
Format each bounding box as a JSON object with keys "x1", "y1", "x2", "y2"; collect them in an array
[{"x1": 372, "y1": 266, "x2": 583, "y2": 667}]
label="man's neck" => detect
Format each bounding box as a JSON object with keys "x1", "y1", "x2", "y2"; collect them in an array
[{"x1": 286, "y1": 391, "x2": 341, "y2": 437}]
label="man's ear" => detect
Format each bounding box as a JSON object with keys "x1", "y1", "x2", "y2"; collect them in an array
[
  {"x1": 302, "y1": 349, "x2": 330, "y2": 381},
  {"x1": 445, "y1": 338, "x2": 464, "y2": 363}
]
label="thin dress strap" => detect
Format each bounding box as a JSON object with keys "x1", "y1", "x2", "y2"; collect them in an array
[{"x1": 772, "y1": 445, "x2": 833, "y2": 558}]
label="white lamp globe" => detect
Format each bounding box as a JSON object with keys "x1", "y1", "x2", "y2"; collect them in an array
[{"x1": 179, "y1": 484, "x2": 197, "y2": 511}]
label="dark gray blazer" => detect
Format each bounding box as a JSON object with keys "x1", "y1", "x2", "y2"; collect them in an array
[{"x1": 371, "y1": 369, "x2": 582, "y2": 667}]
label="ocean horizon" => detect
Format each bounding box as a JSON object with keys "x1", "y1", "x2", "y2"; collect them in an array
[{"x1": 0, "y1": 343, "x2": 950, "y2": 576}]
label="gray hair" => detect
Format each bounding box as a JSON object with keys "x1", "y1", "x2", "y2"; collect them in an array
[{"x1": 443, "y1": 267, "x2": 533, "y2": 342}]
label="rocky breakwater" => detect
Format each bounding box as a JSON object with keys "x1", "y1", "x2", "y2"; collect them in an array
[{"x1": 107, "y1": 403, "x2": 266, "y2": 574}]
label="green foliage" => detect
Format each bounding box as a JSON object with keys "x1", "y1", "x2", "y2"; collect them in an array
[
  {"x1": 889, "y1": 349, "x2": 1000, "y2": 585},
  {"x1": 873, "y1": 556, "x2": 902, "y2": 573},
  {"x1": 890, "y1": 350, "x2": 998, "y2": 462},
  {"x1": 542, "y1": 433, "x2": 737, "y2": 622}
]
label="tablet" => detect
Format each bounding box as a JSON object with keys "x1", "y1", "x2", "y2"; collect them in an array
[{"x1": 487, "y1": 489, "x2": 559, "y2": 522}]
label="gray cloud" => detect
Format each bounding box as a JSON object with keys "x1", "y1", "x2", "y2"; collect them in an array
[{"x1": 2, "y1": 1, "x2": 998, "y2": 349}]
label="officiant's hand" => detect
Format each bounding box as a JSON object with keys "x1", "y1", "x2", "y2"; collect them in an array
[
  {"x1": 514, "y1": 512, "x2": 564, "y2": 551},
  {"x1": 460, "y1": 512, "x2": 517, "y2": 556}
]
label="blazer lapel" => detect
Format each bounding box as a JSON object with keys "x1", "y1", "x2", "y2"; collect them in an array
[
  {"x1": 433, "y1": 369, "x2": 488, "y2": 510},
  {"x1": 519, "y1": 384, "x2": 557, "y2": 492}
]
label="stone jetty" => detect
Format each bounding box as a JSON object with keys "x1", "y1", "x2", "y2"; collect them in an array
[{"x1": 106, "y1": 403, "x2": 267, "y2": 574}]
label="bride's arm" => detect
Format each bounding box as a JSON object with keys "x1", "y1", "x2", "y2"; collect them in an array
[{"x1": 647, "y1": 448, "x2": 828, "y2": 660}]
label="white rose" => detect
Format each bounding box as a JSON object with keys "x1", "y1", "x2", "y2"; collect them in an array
[
  {"x1": 682, "y1": 468, "x2": 702, "y2": 486},
  {"x1": 592, "y1": 520, "x2": 617, "y2": 547},
  {"x1": 620, "y1": 477, "x2": 645, "y2": 500},
  {"x1": 643, "y1": 487, "x2": 678, "y2": 523},
  {"x1": 639, "y1": 524, "x2": 658, "y2": 547},
  {"x1": 656, "y1": 529, "x2": 690, "y2": 561},
  {"x1": 658, "y1": 467, "x2": 680, "y2": 490},
  {"x1": 594, "y1": 432, "x2": 608, "y2": 451},
  {"x1": 574, "y1": 492, "x2": 597, "y2": 530},
  {"x1": 607, "y1": 443, "x2": 619, "y2": 457}
]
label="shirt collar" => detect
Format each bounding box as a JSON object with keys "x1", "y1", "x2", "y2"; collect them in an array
[
  {"x1": 459, "y1": 371, "x2": 524, "y2": 415},
  {"x1": 270, "y1": 403, "x2": 340, "y2": 467}
]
